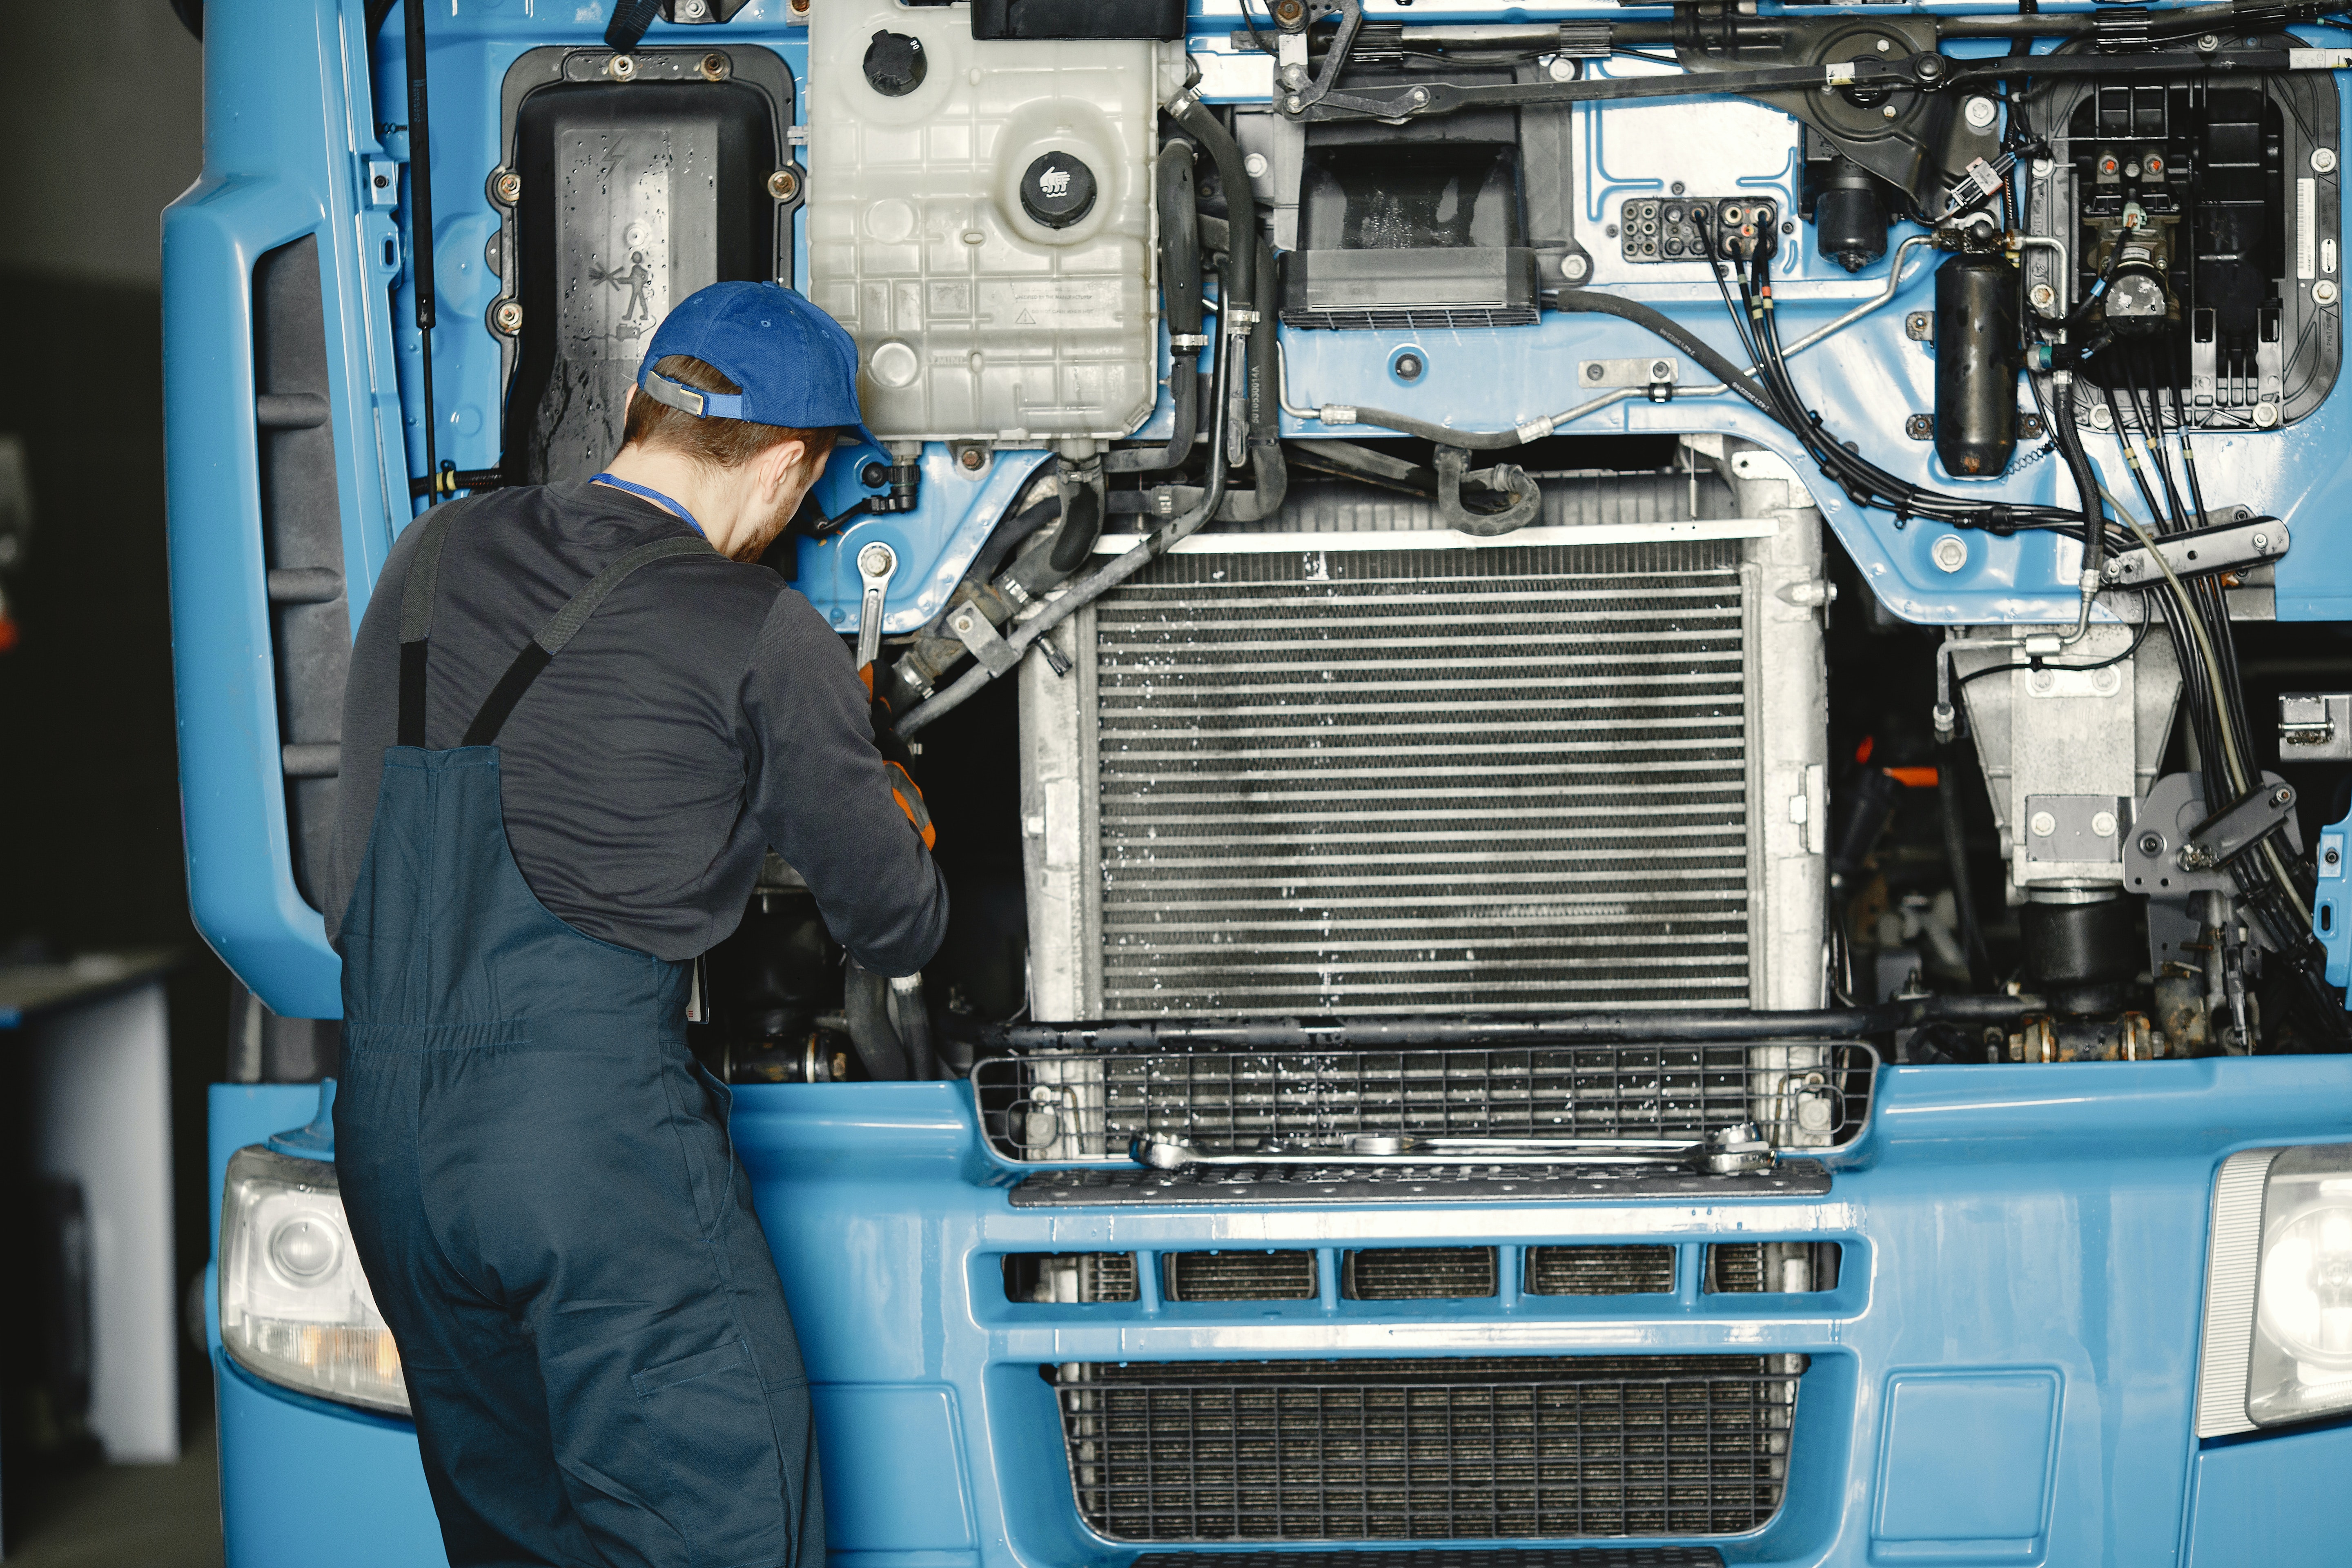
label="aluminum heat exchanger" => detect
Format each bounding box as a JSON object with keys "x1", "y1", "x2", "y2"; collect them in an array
[{"x1": 1020, "y1": 474, "x2": 1831, "y2": 1021}]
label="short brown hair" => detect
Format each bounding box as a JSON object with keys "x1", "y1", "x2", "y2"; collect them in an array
[{"x1": 623, "y1": 354, "x2": 833, "y2": 470}]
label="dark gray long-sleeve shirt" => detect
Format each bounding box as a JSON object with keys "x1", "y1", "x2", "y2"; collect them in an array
[{"x1": 325, "y1": 479, "x2": 947, "y2": 975}]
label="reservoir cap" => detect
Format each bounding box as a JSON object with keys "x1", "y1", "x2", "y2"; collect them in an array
[
  {"x1": 1021, "y1": 152, "x2": 1097, "y2": 229},
  {"x1": 863, "y1": 30, "x2": 926, "y2": 96}
]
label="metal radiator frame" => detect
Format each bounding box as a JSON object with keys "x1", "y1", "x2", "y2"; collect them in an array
[{"x1": 1018, "y1": 445, "x2": 1832, "y2": 1020}]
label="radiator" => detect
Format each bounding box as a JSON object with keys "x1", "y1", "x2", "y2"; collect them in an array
[
  {"x1": 1052, "y1": 1354, "x2": 1803, "y2": 1541},
  {"x1": 1020, "y1": 470, "x2": 1830, "y2": 1019}
]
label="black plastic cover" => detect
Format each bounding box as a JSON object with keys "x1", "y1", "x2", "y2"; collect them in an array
[{"x1": 971, "y1": 0, "x2": 1184, "y2": 40}]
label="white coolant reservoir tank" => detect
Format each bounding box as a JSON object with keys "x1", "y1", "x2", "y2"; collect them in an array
[{"x1": 806, "y1": 2, "x2": 1180, "y2": 444}]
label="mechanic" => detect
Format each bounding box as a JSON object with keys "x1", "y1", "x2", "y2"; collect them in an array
[{"x1": 319, "y1": 281, "x2": 948, "y2": 1568}]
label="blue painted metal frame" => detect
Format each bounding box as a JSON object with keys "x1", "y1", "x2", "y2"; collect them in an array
[
  {"x1": 166, "y1": 0, "x2": 2352, "y2": 1016},
  {"x1": 209, "y1": 1062, "x2": 2352, "y2": 1567}
]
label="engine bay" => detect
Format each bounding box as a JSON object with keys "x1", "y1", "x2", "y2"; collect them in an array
[{"x1": 343, "y1": 0, "x2": 2352, "y2": 1104}]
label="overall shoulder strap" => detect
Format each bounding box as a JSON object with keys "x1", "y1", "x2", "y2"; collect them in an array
[
  {"x1": 396, "y1": 505, "x2": 469, "y2": 748},
  {"x1": 460, "y1": 536, "x2": 714, "y2": 747}
]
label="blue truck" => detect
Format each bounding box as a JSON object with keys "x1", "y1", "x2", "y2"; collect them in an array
[{"x1": 170, "y1": 1, "x2": 2352, "y2": 1563}]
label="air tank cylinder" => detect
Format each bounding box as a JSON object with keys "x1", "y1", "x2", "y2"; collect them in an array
[{"x1": 1933, "y1": 250, "x2": 2022, "y2": 477}]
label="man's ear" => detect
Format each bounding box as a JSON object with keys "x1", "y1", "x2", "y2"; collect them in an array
[{"x1": 759, "y1": 437, "x2": 811, "y2": 502}]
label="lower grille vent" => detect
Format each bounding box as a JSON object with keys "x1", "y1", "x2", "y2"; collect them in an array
[
  {"x1": 1706, "y1": 1242, "x2": 1840, "y2": 1295},
  {"x1": 1524, "y1": 1245, "x2": 1676, "y2": 1296},
  {"x1": 1054, "y1": 1355, "x2": 1801, "y2": 1541},
  {"x1": 1129, "y1": 1553, "x2": 1727, "y2": 1568},
  {"x1": 1167, "y1": 1251, "x2": 1317, "y2": 1302},
  {"x1": 1005, "y1": 1252, "x2": 1137, "y2": 1304},
  {"x1": 1344, "y1": 1248, "x2": 1498, "y2": 1300}
]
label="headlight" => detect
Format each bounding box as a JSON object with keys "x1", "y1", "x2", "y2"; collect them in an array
[
  {"x1": 218, "y1": 1145, "x2": 408, "y2": 1415},
  {"x1": 2196, "y1": 1143, "x2": 2352, "y2": 1435}
]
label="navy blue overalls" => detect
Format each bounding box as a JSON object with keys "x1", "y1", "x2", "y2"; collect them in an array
[{"x1": 332, "y1": 501, "x2": 824, "y2": 1568}]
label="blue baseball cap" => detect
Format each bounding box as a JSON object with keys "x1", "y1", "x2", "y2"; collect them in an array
[{"x1": 636, "y1": 281, "x2": 878, "y2": 449}]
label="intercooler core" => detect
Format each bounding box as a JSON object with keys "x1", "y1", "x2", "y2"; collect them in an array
[{"x1": 1020, "y1": 474, "x2": 1831, "y2": 1019}]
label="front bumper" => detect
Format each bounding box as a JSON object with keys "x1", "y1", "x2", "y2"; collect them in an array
[{"x1": 209, "y1": 1060, "x2": 2352, "y2": 1567}]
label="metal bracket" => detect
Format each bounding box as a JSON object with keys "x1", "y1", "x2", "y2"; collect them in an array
[
  {"x1": 2179, "y1": 781, "x2": 2297, "y2": 872},
  {"x1": 1577, "y1": 356, "x2": 1680, "y2": 400},
  {"x1": 2101, "y1": 515, "x2": 2287, "y2": 587},
  {"x1": 2280, "y1": 693, "x2": 2352, "y2": 760},
  {"x1": 948, "y1": 602, "x2": 1020, "y2": 677}
]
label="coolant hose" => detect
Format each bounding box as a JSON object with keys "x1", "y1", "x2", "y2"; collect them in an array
[
  {"x1": 843, "y1": 963, "x2": 910, "y2": 1080},
  {"x1": 1216, "y1": 239, "x2": 1288, "y2": 523},
  {"x1": 896, "y1": 338, "x2": 1238, "y2": 738},
  {"x1": 962, "y1": 499, "x2": 1058, "y2": 588},
  {"x1": 1047, "y1": 477, "x2": 1106, "y2": 573},
  {"x1": 1107, "y1": 140, "x2": 1204, "y2": 476},
  {"x1": 1434, "y1": 444, "x2": 1542, "y2": 535},
  {"x1": 1166, "y1": 94, "x2": 1256, "y2": 448}
]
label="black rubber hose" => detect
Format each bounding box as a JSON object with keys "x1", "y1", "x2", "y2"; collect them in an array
[
  {"x1": 1047, "y1": 479, "x2": 1106, "y2": 574},
  {"x1": 964, "y1": 499, "x2": 1058, "y2": 587},
  {"x1": 1107, "y1": 139, "x2": 1205, "y2": 476},
  {"x1": 843, "y1": 964, "x2": 910, "y2": 1080},
  {"x1": 1217, "y1": 240, "x2": 1289, "y2": 522},
  {"x1": 1167, "y1": 96, "x2": 1256, "y2": 448},
  {"x1": 1553, "y1": 288, "x2": 1785, "y2": 420}
]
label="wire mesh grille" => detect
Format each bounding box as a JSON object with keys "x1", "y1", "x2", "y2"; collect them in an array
[
  {"x1": 1091, "y1": 543, "x2": 1751, "y2": 1016},
  {"x1": 976, "y1": 1042, "x2": 1875, "y2": 1163},
  {"x1": 1524, "y1": 1246, "x2": 1677, "y2": 1296},
  {"x1": 1054, "y1": 1355, "x2": 1802, "y2": 1541},
  {"x1": 1167, "y1": 1251, "x2": 1319, "y2": 1301},
  {"x1": 1345, "y1": 1248, "x2": 1499, "y2": 1301}
]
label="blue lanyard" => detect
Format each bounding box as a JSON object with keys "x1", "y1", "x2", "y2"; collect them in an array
[{"x1": 591, "y1": 472, "x2": 708, "y2": 541}]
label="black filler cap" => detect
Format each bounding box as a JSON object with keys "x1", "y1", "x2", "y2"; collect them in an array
[
  {"x1": 1020, "y1": 151, "x2": 1097, "y2": 229},
  {"x1": 863, "y1": 30, "x2": 926, "y2": 96}
]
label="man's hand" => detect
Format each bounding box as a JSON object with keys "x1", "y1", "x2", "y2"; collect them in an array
[{"x1": 868, "y1": 692, "x2": 935, "y2": 850}]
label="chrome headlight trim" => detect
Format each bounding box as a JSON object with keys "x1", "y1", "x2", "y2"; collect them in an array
[{"x1": 2194, "y1": 1147, "x2": 2280, "y2": 1438}]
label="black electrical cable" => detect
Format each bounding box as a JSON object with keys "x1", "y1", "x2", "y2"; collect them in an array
[
  {"x1": 1550, "y1": 287, "x2": 1783, "y2": 421},
  {"x1": 402, "y1": 0, "x2": 440, "y2": 507}
]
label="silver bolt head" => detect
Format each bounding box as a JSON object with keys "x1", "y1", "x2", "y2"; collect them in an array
[
  {"x1": 2252, "y1": 531, "x2": 2270, "y2": 551},
  {"x1": 2089, "y1": 403, "x2": 2115, "y2": 431},
  {"x1": 1560, "y1": 253, "x2": 1590, "y2": 281},
  {"x1": 2029, "y1": 283, "x2": 2057, "y2": 311},
  {"x1": 1931, "y1": 533, "x2": 1969, "y2": 573},
  {"x1": 1411, "y1": 87, "x2": 1429, "y2": 102},
  {"x1": 2316, "y1": 147, "x2": 2340, "y2": 174},
  {"x1": 1962, "y1": 96, "x2": 1998, "y2": 130},
  {"x1": 1243, "y1": 151, "x2": 1269, "y2": 179},
  {"x1": 1547, "y1": 56, "x2": 1575, "y2": 82},
  {"x1": 2255, "y1": 401, "x2": 2282, "y2": 428},
  {"x1": 2091, "y1": 810, "x2": 2118, "y2": 838},
  {"x1": 2316, "y1": 279, "x2": 2341, "y2": 306},
  {"x1": 2198, "y1": 32, "x2": 2221, "y2": 51},
  {"x1": 2030, "y1": 810, "x2": 2058, "y2": 837},
  {"x1": 1284, "y1": 94, "x2": 1302, "y2": 113},
  {"x1": 858, "y1": 542, "x2": 896, "y2": 577},
  {"x1": 1882, "y1": 104, "x2": 1900, "y2": 120}
]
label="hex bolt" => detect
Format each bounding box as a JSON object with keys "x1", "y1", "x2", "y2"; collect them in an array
[
  {"x1": 2316, "y1": 280, "x2": 2341, "y2": 306},
  {"x1": 1962, "y1": 96, "x2": 1998, "y2": 130},
  {"x1": 1547, "y1": 56, "x2": 1575, "y2": 82},
  {"x1": 2252, "y1": 531, "x2": 2270, "y2": 552},
  {"x1": 1882, "y1": 104, "x2": 1900, "y2": 120},
  {"x1": 1561, "y1": 254, "x2": 1590, "y2": 281},
  {"x1": 858, "y1": 541, "x2": 897, "y2": 579},
  {"x1": 492, "y1": 299, "x2": 524, "y2": 334},
  {"x1": 2316, "y1": 147, "x2": 2340, "y2": 175},
  {"x1": 608, "y1": 53, "x2": 636, "y2": 81},
  {"x1": 1272, "y1": 0, "x2": 1306, "y2": 23},
  {"x1": 494, "y1": 169, "x2": 523, "y2": 205},
  {"x1": 2275, "y1": 785, "x2": 2296, "y2": 806},
  {"x1": 767, "y1": 168, "x2": 800, "y2": 201},
  {"x1": 2030, "y1": 810, "x2": 2058, "y2": 837},
  {"x1": 1650, "y1": 360, "x2": 1672, "y2": 379},
  {"x1": 2139, "y1": 833, "x2": 2165, "y2": 856},
  {"x1": 1410, "y1": 87, "x2": 1430, "y2": 104},
  {"x1": 1931, "y1": 534, "x2": 1969, "y2": 573},
  {"x1": 2091, "y1": 810, "x2": 2118, "y2": 838},
  {"x1": 1243, "y1": 152, "x2": 1270, "y2": 179},
  {"x1": 957, "y1": 446, "x2": 987, "y2": 471},
  {"x1": 2197, "y1": 32, "x2": 2221, "y2": 51},
  {"x1": 2029, "y1": 283, "x2": 2057, "y2": 312},
  {"x1": 697, "y1": 51, "x2": 728, "y2": 80}
]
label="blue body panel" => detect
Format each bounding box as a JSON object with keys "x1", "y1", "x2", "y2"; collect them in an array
[
  {"x1": 163, "y1": 0, "x2": 2352, "y2": 1013},
  {"x1": 210, "y1": 1063, "x2": 2352, "y2": 1566}
]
